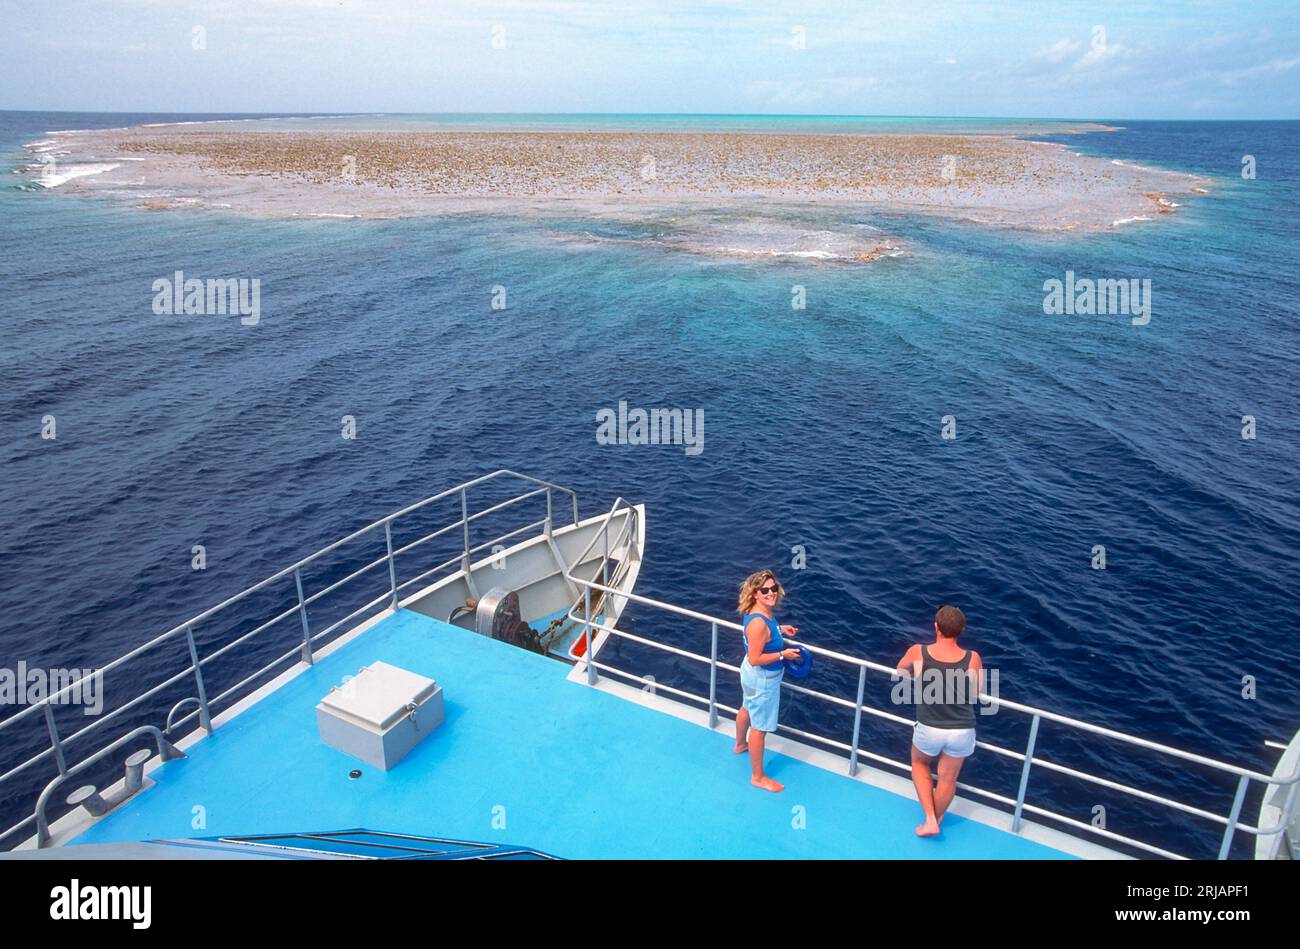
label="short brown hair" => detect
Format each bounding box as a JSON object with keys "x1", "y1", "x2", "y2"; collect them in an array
[{"x1": 935, "y1": 605, "x2": 966, "y2": 638}]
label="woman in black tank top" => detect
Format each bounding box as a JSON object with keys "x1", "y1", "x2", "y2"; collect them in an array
[
  {"x1": 916, "y1": 645, "x2": 977, "y2": 730},
  {"x1": 896, "y1": 604, "x2": 982, "y2": 837}
]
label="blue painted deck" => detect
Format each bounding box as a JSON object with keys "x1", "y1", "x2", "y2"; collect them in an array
[{"x1": 70, "y1": 610, "x2": 1070, "y2": 859}]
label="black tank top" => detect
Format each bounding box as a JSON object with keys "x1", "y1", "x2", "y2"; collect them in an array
[{"x1": 915, "y1": 645, "x2": 977, "y2": 729}]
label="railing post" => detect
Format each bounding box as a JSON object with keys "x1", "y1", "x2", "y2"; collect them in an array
[
  {"x1": 708, "y1": 622, "x2": 719, "y2": 728},
  {"x1": 572, "y1": 493, "x2": 579, "y2": 526},
  {"x1": 1011, "y1": 714, "x2": 1040, "y2": 833},
  {"x1": 42, "y1": 704, "x2": 67, "y2": 777},
  {"x1": 848, "y1": 666, "x2": 866, "y2": 776},
  {"x1": 460, "y1": 489, "x2": 472, "y2": 576},
  {"x1": 584, "y1": 586, "x2": 596, "y2": 685},
  {"x1": 384, "y1": 521, "x2": 399, "y2": 610},
  {"x1": 1217, "y1": 774, "x2": 1251, "y2": 860},
  {"x1": 545, "y1": 489, "x2": 553, "y2": 538},
  {"x1": 184, "y1": 624, "x2": 213, "y2": 734},
  {"x1": 602, "y1": 522, "x2": 610, "y2": 586},
  {"x1": 294, "y1": 567, "x2": 313, "y2": 665}
]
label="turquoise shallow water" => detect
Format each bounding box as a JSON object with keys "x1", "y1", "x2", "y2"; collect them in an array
[{"x1": 1, "y1": 112, "x2": 1298, "y2": 857}]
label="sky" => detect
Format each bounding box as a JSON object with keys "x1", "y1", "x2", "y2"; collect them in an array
[{"x1": 2, "y1": 0, "x2": 1298, "y2": 118}]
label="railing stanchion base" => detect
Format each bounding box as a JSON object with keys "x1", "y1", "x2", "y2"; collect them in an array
[
  {"x1": 294, "y1": 567, "x2": 313, "y2": 665},
  {"x1": 1217, "y1": 774, "x2": 1251, "y2": 859},
  {"x1": 1011, "y1": 715, "x2": 1040, "y2": 833},
  {"x1": 708, "y1": 622, "x2": 719, "y2": 729},
  {"x1": 849, "y1": 666, "x2": 866, "y2": 776}
]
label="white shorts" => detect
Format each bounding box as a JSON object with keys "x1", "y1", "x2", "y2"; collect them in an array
[{"x1": 913, "y1": 722, "x2": 976, "y2": 759}]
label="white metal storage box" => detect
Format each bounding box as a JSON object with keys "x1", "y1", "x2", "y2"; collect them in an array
[{"x1": 316, "y1": 661, "x2": 445, "y2": 770}]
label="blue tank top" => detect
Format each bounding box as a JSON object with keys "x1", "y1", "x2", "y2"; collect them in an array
[{"x1": 740, "y1": 613, "x2": 785, "y2": 666}]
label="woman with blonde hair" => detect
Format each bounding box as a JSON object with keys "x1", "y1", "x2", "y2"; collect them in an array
[{"x1": 734, "y1": 569, "x2": 801, "y2": 791}]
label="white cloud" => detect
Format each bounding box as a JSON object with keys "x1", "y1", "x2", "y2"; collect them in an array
[
  {"x1": 746, "y1": 76, "x2": 878, "y2": 107},
  {"x1": 1037, "y1": 39, "x2": 1082, "y2": 64},
  {"x1": 1031, "y1": 35, "x2": 1133, "y2": 75},
  {"x1": 1075, "y1": 41, "x2": 1128, "y2": 69},
  {"x1": 1218, "y1": 53, "x2": 1300, "y2": 85}
]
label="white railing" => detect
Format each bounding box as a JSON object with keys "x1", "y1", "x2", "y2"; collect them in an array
[
  {"x1": 1, "y1": 470, "x2": 579, "y2": 849},
  {"x1": 563, "y1": 516, "x2": 1300, "y2": 860},
  {"x1": 564, "y1": 496, "x2": 640, "y2": 673}
]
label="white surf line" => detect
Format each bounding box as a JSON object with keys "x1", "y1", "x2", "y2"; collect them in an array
[{"x1": 35, "y1": 163, "x2": 122, "y2": 188}]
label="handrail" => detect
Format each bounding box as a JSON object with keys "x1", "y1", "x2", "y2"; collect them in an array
[
  {"x1": 566, "y1": 496, "x2": 636, "y2": 576},
  {"x1": 563, "y1": 573, "x2": 1300, "y2": 861},
  {"x1": 1, "y1": 470, "x2": 579, "y2": 849},
  {"x1": 564, "y1": 497, "x2": 639, "y2": 684},
  {"x1": 9, "y1": 472, "x2": 1293, "y2": 859}
]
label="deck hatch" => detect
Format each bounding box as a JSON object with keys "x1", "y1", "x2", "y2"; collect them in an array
[
  {"x1": 316, "y1": 661, "x2": 446, "y2": 770},
  {"x1": 210, "y1": 829, "x2": 555, "y2": 860}
]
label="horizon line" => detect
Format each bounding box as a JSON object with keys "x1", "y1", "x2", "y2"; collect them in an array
[{"x1": 2, "y1": 108, "x2": 1299, "y2": 122}]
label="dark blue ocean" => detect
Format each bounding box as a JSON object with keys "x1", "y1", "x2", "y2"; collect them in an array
[{"x1": 1, "y1": 112, "x2": 1297, "y2": 858}]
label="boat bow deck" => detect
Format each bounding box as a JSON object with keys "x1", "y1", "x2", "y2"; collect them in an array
[{"x1": 64, "y1": 609, "x2": 1074, "y2": 859}]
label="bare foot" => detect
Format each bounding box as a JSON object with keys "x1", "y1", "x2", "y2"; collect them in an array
[
  {"x1": 733, "y1": 742, "x2": 749, "y2": 754},
  {"x1": 751, "y1": 776, "x2": 784, "y2": 792},
  {"x1": 915, "y1": 820, "x2": 941, "y2": 837}
]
